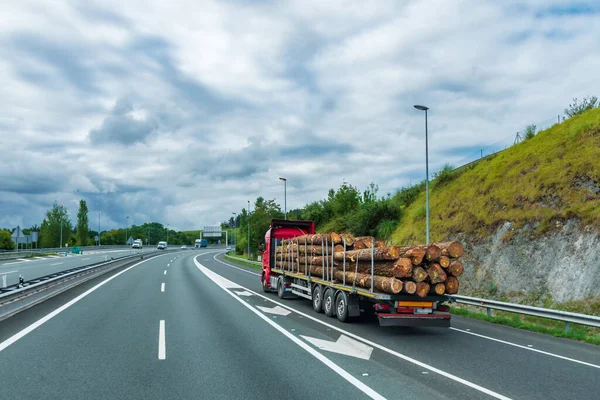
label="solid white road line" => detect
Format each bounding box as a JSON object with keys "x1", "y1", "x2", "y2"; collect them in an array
[
  {"x1": 195, "y1": 258, "x2": 386, "y2": 400},
  {"x1": 449, "y1": 327, "x2": 600, "y2": 369},
  {"x1": 1, "y1": 270, "x2": 18, "y2": 274},
  {"x1": 213, "y1": 254, "x2": 260, "y2": 276},
  {"x1": 158, "y1": 320, "x2": 166, "y2": 360},
  {"x1": 16, "y1": 258, "x2": 32, "y2": 262},
  {"x1": 50, "y1": 262, "x2": 64, "y2": 266},
  {"x1": 209, "y1": 254, "x2": 511, "y2": 400},
  {"x1": 0, "y1": 254, "x2": 172, "y2": 353},
  {"x1": 161, "y1": 283, "x2": 165, "y2": 292},
  {"x1": 82, "y1": 258, "x2": 90, "y2": 260},
  {"x1": 2, "y1": 275, "x2": 6, "y2": 288}
]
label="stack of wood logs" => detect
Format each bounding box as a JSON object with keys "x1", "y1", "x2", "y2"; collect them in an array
[{"x1": 275, "y1": 233, "x2": 464, "y2": 298}]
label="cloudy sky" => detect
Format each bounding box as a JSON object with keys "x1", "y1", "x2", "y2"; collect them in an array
[{"x1": 2, "y1": 0, "x2": 599, "y2": 231}]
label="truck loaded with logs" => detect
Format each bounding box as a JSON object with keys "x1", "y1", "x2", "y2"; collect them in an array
[{"x1": 260, "y1": 219, "x2": 464, "y2": 327}]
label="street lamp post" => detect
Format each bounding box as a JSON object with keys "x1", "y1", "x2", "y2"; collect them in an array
[
  {"x1": 167, "y1": 224, "x2": 169, "y2": 244},
  {"x1": 247, "y1": 200, "x2": 250, "y2": 259},
  {"x1": 147, "y1": 221, "x2": 151, "y2": 246},
  {"x1": 232, "y1": 212, "x2": 237, "y2": 254},
  {"x1": 414, "y1": 104, "x2": 430, "y2": 244},
  {"x1": 98, "y1": 210, "x2": 102, "y2": 246},
  {"x1": 60, "y1": 202, "x2": 64, "y2": 248},
  {"x1": 279, "y1": 177, "x2": 287, "y2": 219},
  {"x1": 125, "y1": 216, "x2": 129, "y2": 246}
]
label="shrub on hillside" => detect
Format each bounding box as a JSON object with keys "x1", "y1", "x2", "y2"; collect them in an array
[
  {"x1": 433, "y1": 163, "x2": 456, "y2": 187},
  {"x1": 565, "y1": 96, "x2": 598, "y2": 118},
  {"x1": 524, "y1": 124, "x2": 537, "y2": 140}
]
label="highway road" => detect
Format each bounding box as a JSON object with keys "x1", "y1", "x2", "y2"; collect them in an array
[
  {"x1": 0, "y1": 249, "x2": 598, "y2": 399},
  {"x1": 0, "y1": 248, "x2": 155, "y2": 288}
]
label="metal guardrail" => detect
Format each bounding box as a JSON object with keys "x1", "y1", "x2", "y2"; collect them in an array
[
  {"x1": 452, "y1": 294, "x2": 600, "y2": 332},
  {"x1": 221, "y1": 255, "x2": 599, "y2": 332},
  {"x1": 0, "y1": 251, "x2": 170, "y2": 321}
]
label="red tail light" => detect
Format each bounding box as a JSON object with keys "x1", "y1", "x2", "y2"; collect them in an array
[
  {"x1": 437, "y1": 305, "x2": 450, "y2": 312},
  {"x1": 374, "y1": 303, "x2": 390, "y2": 312}
]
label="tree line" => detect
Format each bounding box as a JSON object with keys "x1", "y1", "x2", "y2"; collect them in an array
[{"x1": 1, "y1": 200, "x2": 199, "y2": 250}]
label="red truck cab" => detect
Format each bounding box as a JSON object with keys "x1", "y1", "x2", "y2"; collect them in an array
[{"x1": 261, "y1": 219, "x2": 315, "y2": 290}]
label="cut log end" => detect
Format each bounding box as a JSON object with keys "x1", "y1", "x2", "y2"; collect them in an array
[
  {"x1": 427, "y1": 263, "x2": 448, "y2": 284},
  {"x1": 394, "y1": 258, "x2": 413, "y2": 278},
  {"x1": 437, "y1": 241, "x2": 464, "y2": 258},
  {"x1": 416, "y1": 282, "x2": 430, "y2": 298},
  {"x1": 448, "y1": 261, "x2": 464, "y2": 277},
  {"x1": 433, "y1": 283, "x2": 446, "y2": 295},
  {"x1": 425, "y1": 245, "x2": 441, "y2": 261},
  {"x1": 403, "y1": 280, "x2": 417, "y2": 294},
  {"x1": 390, "y1": 279, "x2": 403, "y2": 294},
  {"x1": 412, "y1": 266, "x2": 428, "y2": 283},
  {"x1": 439, "y1": 256, "x2": 451, "y2": 268},
  {"x1": 445, "y1": 276, "x2": 459, "y2": 294}
]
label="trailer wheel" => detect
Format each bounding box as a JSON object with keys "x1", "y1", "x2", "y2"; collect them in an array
[
  {"x1": 323, "y1": 288, "x2": 335, "y2": 317},
  {"x1": 312, "y1": 285, "x2": 323, "y2": 313},
  {"x1": 336, "y1": 291, "x2": 350, "y2": 322}
]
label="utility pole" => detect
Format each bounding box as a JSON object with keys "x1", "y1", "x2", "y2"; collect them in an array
[
  {"x1": 60, "y1": 202, "x2": 64, "y2": 248},
  {"x1": 232, "y1": 212, "x2": 237, "y2": 253},
  {"x1": 167, "y1": 224, "x2": 169, "y2": 244},
  {"x1": 125, "y1": 216, "x2": 129, "y2": 246},
  {"x1": 247, "y1": 200, "x2": 251, "y2": 259},
  {"x1": 279, "y1": 177, "x2": 287, "y2": 219},
  {"x1": 98, "y1": 210, "x2": 101, "y2": 246},
  {"x1": 414, "y1": 105, "x2": 430, "y2": 244}
]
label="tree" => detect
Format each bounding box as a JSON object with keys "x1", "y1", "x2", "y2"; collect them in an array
[
  {"x1": 524, "y1": 124, "x2": 537, "y2": 140},
  {"x1": 77, "y1": 200, "x2": 89, "y2": 245},
  {"x1": 565, "y1": 96, "x2": 598, "y2": 118},
  {"x1": 0, "y1": 230, "x2": 15, "y2": 250},
  {"x1": 40, "y1": 202, "x2": 72, "y2": 248}
]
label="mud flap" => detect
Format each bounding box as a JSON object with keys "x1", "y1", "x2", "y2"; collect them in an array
[{"x1": 348, "y1": 294, "x2": 360, "y2": 317}]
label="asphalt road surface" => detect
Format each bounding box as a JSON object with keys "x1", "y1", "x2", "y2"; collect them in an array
[
  {"x1": 0, "y1": 249, "x2": 598, "y2": 399},
  {"x1": 0, "y1": 248, "x2": 155, "y2": 287}
]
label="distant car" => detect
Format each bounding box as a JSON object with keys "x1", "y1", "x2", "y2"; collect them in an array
[{"x1": 181, "y1": 245, "x2": 186, "y2": 250}]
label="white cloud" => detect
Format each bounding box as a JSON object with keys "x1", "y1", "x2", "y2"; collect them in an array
[{"x1": 1, "y1": 0, "x2": 600, "y2": 231}]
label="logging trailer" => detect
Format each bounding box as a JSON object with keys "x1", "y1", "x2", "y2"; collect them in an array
[{"x1": 260, "y1": 219, "x2": 452, "y2": 327}]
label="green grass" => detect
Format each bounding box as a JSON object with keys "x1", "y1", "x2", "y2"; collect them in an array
[
  {"x1": 26, "y1": 252, "x2": 59, "y2": 258},
  {"x1": 224, "y1": 253, "x2": 262, "y2": 270},
  {"x1": 451, "y1": 306, "x2": 600, "y2": 345},
  {"x1": 392, "y1": 107, "x2": 600, "y2": 243}
]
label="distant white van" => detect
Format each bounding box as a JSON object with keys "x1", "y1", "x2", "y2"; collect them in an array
[
  {"x1": 132, "y1": 239, "x2": 143, "y2": 249},
  {"x1": 157, "y1": 241, "x2": 168, "y2": 250}
]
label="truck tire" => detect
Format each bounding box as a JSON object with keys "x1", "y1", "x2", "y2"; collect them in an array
[
  {"x1": 336, "y1": 291, "x2": 350, "y2": 323},
  {"x1": 262, "y1": 274, "x2": 270, "y2": 293},
  {"x1": 312, "y1": 285, "x2": 323, "y2": 313},
  {"x1": 277, "y1": 277, "x2": 285, "y2": 299},
  {"x1": 323, "y1": 288, "x2": 335, "y2": 317}
]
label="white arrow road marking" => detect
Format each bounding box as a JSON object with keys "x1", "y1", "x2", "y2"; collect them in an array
[
  {"x1": 194, "y1": 257, "x2": 385, "y2": 400},
  {"x1": 256, "y1": 305, "x2": 291, "y2": 316},
  {"x1": 301, "y1": 334, "x2": 373, "y2": 361},
  {"x1": 234, "y1": 291, "x2": 253, "y2": 297}
]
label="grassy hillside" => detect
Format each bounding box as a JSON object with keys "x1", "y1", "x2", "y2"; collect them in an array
[{"x1": 392, "y1": 107, "x2": 600, "y2": 244}]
